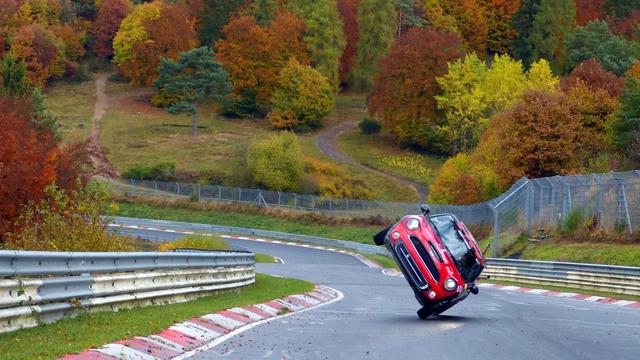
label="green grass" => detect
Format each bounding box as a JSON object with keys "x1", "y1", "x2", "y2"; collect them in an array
[
  {"x1": 255, "y1": 253, "x2": 276, "y2": 263},
  {"x1": 337, "y1": 128, "x2": 446, "y2": 186},
  {"x1": 115, "y1": 201, "x2": 378, "y2": 243},
  {"x1": 482, "y1": 279, "x2": 640, "y2": 302},
  {"x1": 44, "y1": 79, "x2": 96, "y2": 145},
  {"x1": 361, "y1": 253, "x2": 399, "y2": 270},
  {"x1": 159, "y1": 235, "x2": 230, "y2": 251},
  {"x1": 0, "y1": 274, "x2": 312, "y2": 360},
  {"x1": 518, "y1": 241, "x2": 640, "y2": 266}
]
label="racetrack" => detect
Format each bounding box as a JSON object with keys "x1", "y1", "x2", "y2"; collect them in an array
[{"x1": 121, "y1": 227, "x2": 640, "y2": 360}]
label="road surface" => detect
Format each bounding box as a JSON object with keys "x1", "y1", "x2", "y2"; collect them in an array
[{"x1": 120, "y1": 227, "x2": 640, "y2": 360}]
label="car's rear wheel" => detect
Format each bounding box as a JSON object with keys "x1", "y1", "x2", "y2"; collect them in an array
[{"x1": 417, "y1": 306, "x2": 434, "y2": 320}]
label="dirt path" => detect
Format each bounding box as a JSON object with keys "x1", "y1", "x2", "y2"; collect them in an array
[
  {"x1": 315, "y1": 120, "x2": 429, "y2": 201},
  {"x1": 87, "y1": 73, "x2": 119, "y2": 178}
]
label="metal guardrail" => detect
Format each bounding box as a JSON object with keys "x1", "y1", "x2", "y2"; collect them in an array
[
  {"x1": 482, "y1": 258, "x2": 640, "y2": 296},
  {"x1": 0, "y1": 250, "x2": 255, "y2": 333}
]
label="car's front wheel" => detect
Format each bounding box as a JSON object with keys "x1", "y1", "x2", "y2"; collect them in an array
[{"x1": 417, "y1": 306, "x2": 434, "y2": 319}]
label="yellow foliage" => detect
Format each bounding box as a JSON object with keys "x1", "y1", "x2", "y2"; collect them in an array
[
  {"x1": 304, "y1": 157, "x2": 375, "y2": 199},
  {"x1": 112, "y1": 1, "x2": 161, "y2": 66},
  {"x1": 159, "y1": 236, "x2": 229, "y2": 252}
]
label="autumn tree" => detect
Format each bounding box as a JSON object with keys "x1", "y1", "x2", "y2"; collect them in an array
[
  {"x1": 511, "y1": 0, "x2": 541, "y2": 67},
  {"x1": 267, "y1": 58, "x2": 334, "y2": 131},
  {"x1": 609, "y1": 10, "x2": 640, "y2": 42},
  {"x1": 396, "y1": 0, "x2": 425, "y2": 35},
  {"x1": 574, "y1": 0, "x2": 605, "y2": 26},
  {"x1": 528, "y1": 0, "x2": 576, "y2": 74},
  {"x1": 480, "y1": 0, "x2": 521, "y2": 54},
  {"x1": 114, "y1": 2, "x2": 198, "y2": 86},
  {"x1": 94, "y1": 0, "x2": 132, "y2": 60},
  {"x1": 607, "y1": 0, "x2": 640, "y2": 19},
  {"x1": 11, "y1": 24, "x2": 66, "y2": 87},
  {"x1": 422, "y1": 0, "x2": 489, "y2": 54},
  {"x1": 608, "y1": 77, "x2": 640, "y2": 163},
  {"x1": 288, "y1": 0, "x2": 346, "y2": 89},
  {"x1": 337, "y1": 0, "x2": 359, "y2": 85},
  {"x1": 428, "y1": 153, "x2": 485, "y2": 204},
  {"x1": 496, "y1": 90, "x2": 585, "y2": 182},
  {"x1": 369, "y1": 28, "x2": 464, "y2": 151},
  {"x1": 562, "y1": 59, "x2": 624, "y2": 98},
  {"x1": 246, "y1": 132, "x2": 305, "y2": 191},
  {"x1": 566, "y1": 20, "x2": 640, "y2": 76},
  {"x1": 1, "y1": 51, "x2": 31, "y2": 97},
  {"x1": 0, "y1": 97, "x2": 58, "y2": 238},
  {"x1": 196, "y1": 0, "x2": 245, "y2": 45},
  {"x1": 350, "y1": 0, "x2": 396, "y2": 91},
  {"x1": 153, "y1": 47, "x2": 231, "y2": 139},
  {"x1": 216, "y1": 11, "x2": 308, "y2": 109}
]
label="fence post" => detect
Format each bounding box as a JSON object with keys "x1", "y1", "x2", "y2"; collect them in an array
[
  {"x1": 617, "y1": 180, "x2": 633, "y2": 233},
  {"x1": 293, "y1": 194, "x2": 297, "y2": 209},
  {"x1": 197, "y1": 185, "x2": 201, "y2": 201},
  {"x1": 491, "y1": 205, "x2": 499, "y2": 258},
  {"x1": 329, "y1": 198, "x2": 332, "y2": 212},
  {"x1": 277, "y1": 192, "x2": 281, "y2": 207},
  {"x1": 311, "y1": 195, "x2": 316, "y2": 211},
  {"x1": 346, "y1": 198, "x2": 349, "y2": 211},
  {"x1": 217, "y1": 186, "x2": 222, "y2": 200},
  {"x1": 238, "y1": 188, "x2": 242, "y2": 202},
  {"x1": 154, "y1": 181, "x2": 158, "y2": 195},
  {"x1": 594, "y1": 175, "x2": 604, "y2": 225},
  {"x1": 176, "y1": 182, "x2": 180, "y2": 195},
  {"x1": 130, "y1": 179, "x2": 134, "y2": 195},
  {"x1": 525, "y1": 182, "x2": 533, "y2": 235}
]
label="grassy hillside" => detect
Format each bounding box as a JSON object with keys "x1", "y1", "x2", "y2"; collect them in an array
[{"x1": 44, "y1": 79, "x2": 96, "y2": 145}]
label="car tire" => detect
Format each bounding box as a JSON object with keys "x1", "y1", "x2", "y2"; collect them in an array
[
  {"x1": 417, "y1": 306, "x2": 433, "y2": 320},
  {"x1": 433, "y1": 301, "x2": 456, "y2": 316}
]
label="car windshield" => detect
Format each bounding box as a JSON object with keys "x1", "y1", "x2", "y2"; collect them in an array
[{"x1": 428, "y1": 214, "x2": 470, "y2": 265}]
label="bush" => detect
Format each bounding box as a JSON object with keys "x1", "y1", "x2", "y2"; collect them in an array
[
  {"x1": 221, "y1": 89, "x2": 261, "y2": 119},
  {"x1": 304, "y1": 157, "x2": 375, "y2": 199},
  {"x1": 358, "y1": 117, "x2": 381, "y2": 135},
  {"x1": 122, "y1": 162, "x2": 177, "y2": 181},
  {"x1": 268, "y1": 58, "x2": 334, "y2": 131},
  {"x1": 159, "y1": 235, "x2": 229, "y2": 251},
  {"x1": 246, "y1": 132, "x2": 304, "y2": 191},
  {"x1": 3, "y1": 182, "x2": 134, "y2": 252},
  {"x1": 150, "y1": 89, "x2": 182, "y2": 108}
]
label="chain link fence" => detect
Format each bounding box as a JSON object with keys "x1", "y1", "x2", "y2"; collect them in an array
[{"x1": 109, "y1": 170, "x2": 640, "y2": 257}]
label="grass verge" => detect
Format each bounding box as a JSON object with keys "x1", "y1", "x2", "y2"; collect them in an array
[
  {"x1": 114, "y1": 201, "x2": 378, "y2": 244},
  {"x1": 481, "y1": 278, "x2": 640, "y2": 302},
  {"x1": 255, "y1": 253, "x2": 276, "y2": 263},
  {"x1": 0, "y1": 274, "x2": 312, "y2": 360},
  {"x1": 360, "y1": 253, "x2": 399, "y2": 271},
  {"x1": 44, "y1": 79, "x2": 96, "y2": 145}
]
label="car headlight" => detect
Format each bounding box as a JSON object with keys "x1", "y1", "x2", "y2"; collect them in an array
[
  {"x1": 406, "y1": 218, "x2": 420, "y2": 230},
  {"x1": 443, "y1": 278, "x2": 457, "y2": 292}
]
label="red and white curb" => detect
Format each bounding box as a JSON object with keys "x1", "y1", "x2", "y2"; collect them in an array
[
  {"x1": 478, "y1": 283, "x2": 640, "y2": 310},
  {"x1": 59, "y1": 285, "x2": 342, "y2": 360}
]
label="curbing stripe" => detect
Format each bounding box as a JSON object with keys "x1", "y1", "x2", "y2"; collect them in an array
[
  {"x1": 217, "y1": 310, "x2": 253, "y2": 324},
  {"x1": 201, "y1": 314, "x2": 245, "y2": 330},
  {"x1": 114, "y1": 338, "x2": 180, "y2": 360},
  {"x1": 60, "y1": 351, "x2": 117, "y2": 360},
  {"x1": 146, "y1": 336, "x2": 186, "y2": 353},
  {"x1": 155, "y1": 329, "x2": 202, "y2": 350},
  {"x1": 186, "y1": 318, "x2": 229, "y2": 335},
  {"x1": 95, "y1": 344, "x2": 158, "y2": 360},
  {"x1": 253, "y1": 303, "x2": 281, "y2": 316},
  {"x1": 169, "y1": 323, "x2": 217, "y2": 341},
  {"x1": 229, "y1": 307, "x2": 265, "y2": 321}
]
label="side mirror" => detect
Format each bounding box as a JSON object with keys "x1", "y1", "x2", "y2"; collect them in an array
[{"x1": 420, "y1": 204, "x2": 431, "y2": 216}]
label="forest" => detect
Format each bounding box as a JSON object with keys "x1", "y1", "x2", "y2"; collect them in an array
[{"x1": 2, "y1": 0, "x2": 640, "y2": 248}]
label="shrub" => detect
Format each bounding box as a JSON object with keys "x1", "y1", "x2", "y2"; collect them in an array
[
  {"x1": 122, "y1": 162, "x2": 177, "y2": 181},
  {"x1": 4, "y1": 182, "x2": 134, "y2": 252},
  {"x1": 159, "y1": 235, "x2": 229, "y2": 251},
  {"x1": 304, "y1": 157, "x2": 375, "y2": 199},
  {"x1": 268, "y1": 58, "x2": 334, "y2": 131},
  {"x1": 246, "y1": 132, "x2": 304, "y2": 191},
  {"x1": 150, "y1": 89, "x2": 182, "y2": 109},
  {"x1": 561, "y1": 208, "x2": 586, "y2": 235},
  {"x1": 221, "y1": 89, "x2": 261, "y2": 119},
  {"x1": 358, "y1": 117, "x2": 381, "y2": 135}
]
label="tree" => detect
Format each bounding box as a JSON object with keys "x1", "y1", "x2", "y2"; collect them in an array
[
  {"x1": 608, "y1": 77, "x2": 640, "y2": 163},
  {"x1": 609, "y1": 10, "x2": 640, "y2": 42},
  {"x1": 11, "y1": 23, "x2": 66, "y2": 87},
  {"x1": 196, "y1": 0, "x2": 245, "y2": 45},
  {"x1": 574, "y1": 0, "x2": 605, "y2": 26},
  {"x1": 511, "y1": 0, "x2": 541, "y2": 67},
  {"x1": 529, "y1": 0, "x2": 575, "y2": 74},
  {"x1": 288, "y1": 0, "x2": 346, "y2": 89},
  {"x1": 246, "y1": 132, "x2": 305, "y2": 191},
  {"x1": 436, "y1": 54, "x2": 559, "y2": 153},
  {"x1": 337, "y1": 0, "x2": 359, "y2": 85},
  {"x1": 396, "y1": 0, "x2": 426, "y2": 35},
  {"x1": 1, "y1": 51, "x2": 30, "y2": 97},
  {"x1": 422, "y1": 0, "x2": 489, "y2": 54},
  {"x1": 607, "y1": 0, "x2": 640, "y2": 19},
  {"x1": 350, "y1": 0, "x2": 396, "y2": 91},
  {"x1": 153, "y1": 47, "x2": 231, "y2": 139},
  {"x1": 496, "y1": 90, "x2": 585, "y2": 182},
  {"x1": 113, "y1": 1, "x2": 162, "y2": 71},
  {"x1": 562, "y1": 59, "x2": 624, "y2": 98},
  {"x1": 268, "y1": 58, "x2": 334, "y2": 131},
  {"x1": 216, "y1": 11, "x2": 308, "y2": 108},
  {"x1": 428, "y1": 153, "x2": 484, "y2": 205},
  {"x1": 480, "y1": 0, "x2": 521, "y2": 54},
  {"x1": 567, "y1": 20, "x2": 640, "y2": 76},
  {"x1": 0, "y1": 96, "x2": 58, "y2": 238},
  {"x1": 94, "y1": 0, "x2": 132, "y2": 60},
  {"x1": 369, "y1": 28, "x2": 464, "y2": 151},
  {"x1": 250, "y1": 0, "x2": 279, "y2": 26}
]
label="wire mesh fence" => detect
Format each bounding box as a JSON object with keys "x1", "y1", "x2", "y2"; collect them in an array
[{"x1": 109, "y1": 170, "x2": 640, "y2": 257}]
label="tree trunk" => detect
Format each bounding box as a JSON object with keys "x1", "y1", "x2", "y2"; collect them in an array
[{"x1": 192, "y1": 104, "x2": 199, "y2": 140}]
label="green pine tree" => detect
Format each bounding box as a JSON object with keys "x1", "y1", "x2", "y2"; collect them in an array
[
  {"x1": 511, "y1": 0, "x2": 541, "y2": 67},
  {"x1": 153, "y1": 47, "x2": 232, "y2": 139},
  {"x1": 1, "y1": 52, "x2": 31, "y2": 98},
  {"x1": 529, "y1": 0, "x2": 575, "y2": 74},
  {"x1": 350, "y1": 0, "x2": 397, "y2": 92}
]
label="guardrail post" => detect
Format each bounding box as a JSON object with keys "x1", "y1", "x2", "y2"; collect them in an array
[
  {"x1": 238, "y1": 188, "x2": 242, "y2": 202},
  {"x1": 130, "y1": 179, "x2": 134, "y2": 195},
  {"x1": 176, "y1": 182, "x2": 180, "y2": 195},
  {"x1": 217, "y1": 186, "x2": 221, "y2": 200},
  {"x1": 197, "y1": 185, "x2": 201, "y2": 201},
  {"x1": 277, "y1": 192, "x2": 281, "y2": 206}
]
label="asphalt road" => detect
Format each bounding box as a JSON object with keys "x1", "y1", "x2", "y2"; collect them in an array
[{"x1": 120, "y1": 227, "x2": 640, "y2": 360}]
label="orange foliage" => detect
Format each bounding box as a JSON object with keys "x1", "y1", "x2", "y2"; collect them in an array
[
  {"x1": 216, "y1": 10, "x2": 308, "y2": 106},
  {"x1": 125, "y1": 4, "x2": 198, "y2": 87},
  {"x1": 369, "y1": 28, "x2": 464, "y2": 150},
  {"x1": 574, "y1": 0, "x2": 605, "y2": 26},
  {"x1": 562, "y1": 59, "x2": 624, "y2": 98},
  {"x1": 481, "y1": 0, "x2": 520, "y2": 54},
  {"x1": 0, "y1": 97, "x2": 57, "y2": 238},
  {"x1": 441, "y1": 0, "x2": 489, "y2": 54},
  {"x1": 495, "y1": 91, "x2": 586, "y2": 185},
  {"x1": 94, "y1": 0, "x2": 132, "y2": 60},
  {"x1": 626, "y1": 61, "x2": 640, "y2": 80},
  {"x1": 11, "y1": 23, "x2": 65, "y2": 87},
  {"x1": 338, "y1": 0, "x2": 360, "y2": 85},
  {"x1": 609, "y1": 10, "x2": 640, "y2": 42}
]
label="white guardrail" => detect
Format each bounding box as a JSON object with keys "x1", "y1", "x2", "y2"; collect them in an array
[{"x1": 0, "y1": 250, "x2": 255, "y2": 333}]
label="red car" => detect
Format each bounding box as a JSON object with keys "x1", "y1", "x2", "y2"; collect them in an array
[{"x1": 374, "y1": 205, "x2": 485, "y2": 319}]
